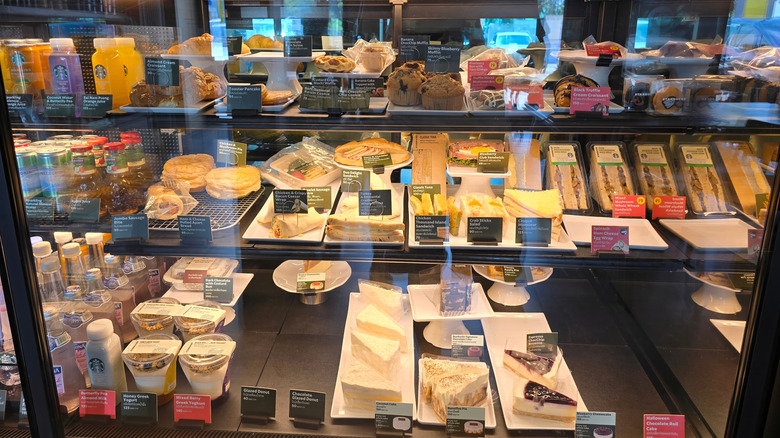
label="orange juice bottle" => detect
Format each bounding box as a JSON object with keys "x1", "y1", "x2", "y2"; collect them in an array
[
  {"x1": 114, "y1": 38, "x2": 143, "y2": 90},
  {"x1": 6, "y1": 41, "x2": 44, "y2": 107},
  {"x1": 91, "y1": 38, "x2": 129, "y2": 108},
  {"x1": 27, "y1": 39, "x2": 52, "y2": 94},
  {"x1": 0, "y1": 40, "x2": 15, "y2": 94}
]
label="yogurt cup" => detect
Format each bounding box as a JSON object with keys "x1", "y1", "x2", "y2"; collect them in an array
[
  {"x1": 173, "y1": 300, "x2": 226, "y2": 342},
  {"x1": 130, "y1": 297, "x2": 181, "y2": 338},
  {"x1": 178, "y1": 333, "x2": 236, "y2": 400},
  {"x1": 121, "y1": 333, "x2": 182, "y2": 405}
]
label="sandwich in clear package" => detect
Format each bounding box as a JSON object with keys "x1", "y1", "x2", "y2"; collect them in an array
[
  {"x1": 258, "y1": 137, "x2": 341, "y2": 189},
  {"x1": 587, "y1": 142, "x2": 637, "y2": 215},
  {"x1": 630, "y1": 142, "x2": 680, "y2": 204},
  {"x1": 543, "y1": 142, "x2": 591, "y2": 214},
  {"x1": 712, "y1": 141, "x2": 771, "y2": 218},
  {"x1": 674, "y1": 143, "x2": 732, "y2": 215}
]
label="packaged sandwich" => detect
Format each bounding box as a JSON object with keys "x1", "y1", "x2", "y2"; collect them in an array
[
  {"x1": 675, "y1": 143, "x2": 731, "y2": 215},
  {"x1": 630, "y1": 143, "x2": 680, "y2": 203},
  {"x1": 587, "y1": 142, "x2": 636, "y2": 215},
  {"x1": 713, "y1": 141, "x2": 771, "y2": 217},
  {"x1": 544, "y1": 142, "x2": 591, "y2": 214},
  {"x1": 144, "y1": 179, "x2": 199, "y2": 220},
  {"x1": 258, "y1": 137, "x2": 341, "y2": 189},
  {"x1": 447, "y1": 139, "x2": 505, "y2": 168}
]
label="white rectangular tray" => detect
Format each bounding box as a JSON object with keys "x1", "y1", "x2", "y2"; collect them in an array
[
  {"x1": 416, "y1": 358, "x2": 497, "y2": 428},
  {"x1": 482, "y1": 313, "x2": 587, "y2": 431},
  {"x1": 120, "y1": 99, "x2": 218, "y2": 114},
  {"x1": 387, "y1": 97, "x2": 468, "y2": 116},
  {"x1": 659, "y1": 218, "x2": 755, "y2": 251},
  {"x1": 331, "y1": 293, "x2": 416, "y2": 419},
  {"x1": 562, "y1": 214, "x2": 668, "y2": 250},
  {"x1": 407, "y1": 283, "x2": 494, "y2": 322},
  {"x1": 710, "y1": 319, "x2": 746, "y2": 353},
  {"x1": 162, "y1": 272, "x2": 253, "y2": 307}
]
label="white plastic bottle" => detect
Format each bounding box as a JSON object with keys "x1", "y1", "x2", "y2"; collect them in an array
[
  {"x1": 85, "y1": 319, "x2": 126, "y2": 400},
  {"x1": 84, "y1": 232, "x2": 106, "y2": 271},
  {"x1": 62, "y1": 242, "x2": 87, "y2": 291}
]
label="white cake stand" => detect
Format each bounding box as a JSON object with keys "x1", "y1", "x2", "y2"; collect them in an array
[
  {"x1": 334, "y1": 153, "x2": 414, "y2": 199},
  {"x1": 235, "y1": 51, "x2": 324, "y2": 95},
  {"x1": 554, "y1": 50, "x2": 644, "y2": 87},
  {"x1": 447, "y1": 164, "x2": 510, "y2": 199},
  {"x1": 684, "y1": 268, "x2": 741, "y2": 314},
  {"x1": 160, "y1": 54, "x2": 234, "y2": 86},
  {"x1": 638, "y1": 57, "x2": 714, "y2": 78},
  {"x1": 472, "y1": 265, "x2": 553, "y2": 306}
]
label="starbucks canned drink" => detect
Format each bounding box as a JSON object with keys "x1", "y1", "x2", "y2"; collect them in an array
[
  {"x1": 37, "y1": 147, "x2": 73, "y2": 213},
  {"x1": 14, "y1": 139, "x2": 30, "y2": 148},
  {"x1": 15, "y1": 147, "x2": 41, "y2": 199},
  {"x1": 12, "y1": 133, "x2": 27, "y2": 140}
]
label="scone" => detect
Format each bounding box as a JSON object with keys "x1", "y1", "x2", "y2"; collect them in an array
[
  {"x1": 205, "y1": 166, "x2": 262, "y2": 199},
  {"x1": 420, "y1": 73, "x2": 465, "y2": 110},
  {"x1": 315, "y1": 55, "x2": 356, "y2": 73},
  {"x1": 162, "y1": 154, "x2": 216, "y2": 192},
  {"x1": 387, "y1": 62, "x2": 426, "y2": 106}
]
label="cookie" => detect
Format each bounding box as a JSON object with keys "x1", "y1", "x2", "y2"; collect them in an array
[
  {"x1": 624, "y1": 83, "x2": 650, "y2": 111},
  {"x1": 652, "y1": 86, "x2": 684, "y2": 114}
]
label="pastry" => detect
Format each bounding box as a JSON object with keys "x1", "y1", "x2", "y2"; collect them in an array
[
  {"x1": 387, "y1": 62, "x2": 426, "y2": 106},
  {"x1": 262, "y1": 90, "x2": 293, "y2": 105},
  {"x1": 334, "y1": 138, "x2": 409, "y2": 167},
  {"x1": 420, "y1": 74, "x2": 465, "y2": 110},
  {"x1": 420, "y1": 358, "x2": 487, "y2": 400},
  {"x1": 350, "y1": 329, "x2": 400, "y2": 381},
  {"x1": 181, "y1": 66, "x2": 227, "y2": 105},
  {"x1": 714, "y1": 141, "x2": 771, "y2": 216},
  {"x1": 358, "y1": 280, "x2": 404, "y2": 321},
  {"x1": 204, "y1": 166, "x2": 261, "y2": 199},
  {"x1": 624, "y1": 82, "x2": 651, "y2": 111},
  {"x1": 678, "y1": 145, "x2": 729, "y2": 213},
  {"x1": 162, "y1": 154, "x2": 215, "y2": 192},
  {"x1": 437, "y1": 264, "x2": 473, "y2": 316},
  {"x1": 340, "y1": 361, "x2": 402, "y2": 410},
  {"x1": 553, "y1": 74, "x2": 598, "y2": 107},
  {"x1": 504, "y1": 349, "x2": 562, "y2": 389},
  {"x1": 634, "y1": 144, "x2": 678, "y2": 199},
  {"x1": 447, "y1": 139, "x2": 505, "y2": 167},
  {"x1": 546, "y1": 144, "x2": 589, "y2": 211},
  {"x1": 473, "y1": 89, "x2": 505, "y2": 109},
  {"x1": 429, "y1": 365, "x2": 489, "y2": 421},
  {"x1": 360, "y1": 43, "x2": 393, "y2": 72},
  {"x1": 270, "y1": 208, "x2": 325, "y2": 238},
  {"x1": 145, "y1": 185, "x2": 185, "y2": 220},
  {"x1": 589, "y1": 144, "x2": 635, "y2": 213},
  {"x1": 513, "y1": 380, "x2": 577, "y2": 422},
  {"x1": 245, "y1": 34, "x2": 283, "y2": 49},
  {"x1": 315, "y1": 55, "x2": 356, "y2": 73},
  {"x1": 168, "y1": 33, "x2": 213, "y2": 55},
  {"x1": 652, "y1": 86, "x2": 684, "y2": 114},
  {"x1": 356, "y1": 304, "x2": 407, "y2": 352},
  {"x1": 503, "y1": 189, "x2": 563, "y2": 241}
]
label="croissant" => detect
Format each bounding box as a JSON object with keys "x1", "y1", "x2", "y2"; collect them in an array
[
  {"x1": 181, "y1": 66, "x2": 227, "y2": 106},
  {"x1": 168, "y1": 33, "x2": 213, "y2": 55}
]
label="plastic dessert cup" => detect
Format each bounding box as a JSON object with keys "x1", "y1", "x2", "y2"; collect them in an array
[
  {"x1": 173, "y1": 300, "x2": 227, "y2": 342},
  {"x1": 178, "y1": 333, "x2": 236, "y2": 400},
  {"x1": 121, "y1": 333, "x2": 182, "y2": 405},
  {"x1": 130, "y1": 297, "x2": 180, "y2": 338}
]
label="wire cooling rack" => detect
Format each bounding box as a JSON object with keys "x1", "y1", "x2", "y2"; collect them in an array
[{"x1": 147, "y1": 187, "x2": 264, "y2": 232}]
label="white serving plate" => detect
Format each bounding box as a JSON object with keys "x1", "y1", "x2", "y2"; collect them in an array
[
  {"x1": 407, "y1": 283, "x2": 494, "y2": 322},
  {"x1": 482, "y1": 313, "x2": 587, "y2": 430},
  {"x1": 562, "y1": 215, "x2": 668, "y2": 250},
  {"x1": 323, "y1": 185, "x2": 405, "y2": 247},
  {"x1": 299, "y1": 97, "x2": 388, "y2": 114},
  {"x1": 416, "y1": 358, "x2": 497, "y2": 428},
  {"x1": 272, "y1": 260, "x2": 352, "y2": 293},
  {"x1": 710, "y1": 319, "x2": 746, "y2": 353},
  {"x1": 659, "y1": 218, "x2": 756, "y2": 251},
  {"x1": 120, "y1": 99, "x2": 218, "y2": 114},
  {"x1": 331, "y1": 293, "x2": 415, "y2": 419},
  {"x1": 387, "y1": 98, "x2": 468, "y2": 116},
  {"x1": 162, "y1": 272, "x2": 253, "y2": 307}
]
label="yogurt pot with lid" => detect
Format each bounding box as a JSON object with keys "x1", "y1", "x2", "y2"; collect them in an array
[
  {"x1": 122, "y1": 333, "x2": 182, "y2": 405},
  {"x1": 178, "y1": 333, "x2": 236, "y2": 400},
  {"x1": 173, "y1": 300, "x2": 227, "y2": 342},
  {"x1": 130, "y1": 297, "x2": 181, "y2": 338}
]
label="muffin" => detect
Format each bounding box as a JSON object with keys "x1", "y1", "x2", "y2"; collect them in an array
[
  {"x1": 420, "y1": 73, "x2": 465, "y2": 110},
  {"x1": 387, "y1": 62, "x2": 426, "y2": 106}
]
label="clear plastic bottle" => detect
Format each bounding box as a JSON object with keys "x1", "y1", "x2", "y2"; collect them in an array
[
  {"x1": 62, "y1": 285, "x2": 93, "y2": 381},
  {"x1": 85, "y1": 319, "x2": 126, "y2": 398},
  {"x1": 103, "y1": 254, "x2": 129, "y2": 290},
  {"x1": 62, "y1": 242, "x2": 87, "y2": 292},
  {"x1": 43, "y1": 304, "x2": 85, "y2": 414},
  {"x1": 114, "y1": 38, "x2": 143, "y2": 90},
  {"x1": 123, "y1": 256, "x2": 150, "y2": 305},
  {"x1": 91, "y1": 38, "x2": 129, "y2": 108},
  {"x1": 32, "y1": 241, "x2": 52, "y2": 299},
  {"x1": 84, "y1": 233, "x2": 106, "y2": 271},
  {"x1": 39, "y1": 255, "x2": 67, "y2": 302},
  {"x1": 53, "y1": 232, "x2": 72, "y2": 281},
  {"x1": 48, "y1": 38, "x2": 85, "y2": 117},
  {"x1": 122, "y1": 136, "x2": 153, "y2": 191},
  {"x1": 104, "y1": 255, "x2": 135, "y2": 343},
  {"x1": 84, "y1": 268, "x2": 122, "y2": 341}
]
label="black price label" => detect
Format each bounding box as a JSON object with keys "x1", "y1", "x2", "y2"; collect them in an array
[
  {"x1": 425, "y1": 45, "x2": 461, "y2": 73},
  {"x1": 502, "y1": 266, "x2": 532, "y2": 284},
  {"x1": 446, "y1": 406, "x2": 485, "y2": 437},
  {"x1": 216, "y1": 140, "x2": 248, "y2": 166},
  {"x1": 227, "y1": 36, "x2": 243, "y2": 56},
  {"x1": 204, "y1": 277, "x2": 234, "y2": 303},
  {"x1": 411, "y1": 184, "x2": 441, "y2": 197},
  {"x1": 337, "y1": 89, "x2": 370, "y2": 112},
  {"x1": 284, "y1": 36, "x2": 313, "y2": 57},
  {"x1": 527, "y1": 332, "x2": 558, "y2": 359},
  {"x1": 69, "y1": 198, "x2": 101, "y2": 222},
  {"x1": 515, "y1": 217, "x2": 552, "y2": 245},
  {"x1": 274, "y1": 190, "x2": 309, "y2": 214},
  {"x1": 120, "y1": 392, "x2": 158, "y2": 424},
  {"x1": 145, "y1": 57, "x2": 180, "y2": 87},
  {"x1": 178, "y1": 215, "x2": 212, "y2": 241},
  {"x1": 348, "y1": 77, "x2": 383, "y2": 91},
  {"x1": 25, "y1": 198, "x2": 54, "y2": 220},
  {"x1": 6, "y1": 94, "x2": 32, "y2": 115},
  {"x1": 227, "y1": 85, "x2": 263, "y2": 114},
  {"x1": 300, "y1": 87, "x2": 337, "y2": 111},
  {"x1": 414, "y1": 215, "x2": 448, "y2": 242},
  {"x1": 289, "y1": 389, "x2": 325, "y2": 421},
  {"x1": 467, "y1": 217, "x2": 502, "y2": 243},
  {"x1": 81, "y1": 94, "x2": 112, "y2": 117},
  {"x1": 728, "y1": 273, "x2": 755, "y2": 290},
  {"x1": 341, "y1": 169, "x2": 370, "y2": 192},
  {"x1": 311, "y1": 77, "x2": 340, "y2": 88},
  {"x1": 358, "y1": 189, "x2": 392, "y2": 216},
  {"x1": 361, "y1": 153, "x2": 393, "y2": 168},
  {"x1": 375, "y1": 401, "x2": 413, "y2": 434},
  {"x1": 476, "y1": 152, "x2": 511, "y2": 173},
  {"x1": 241, "y1": 387, "x2": 276, "y2": 419},
  {"x1": 43, "y1": 94, "x2": 76, "y2": 117},
  {"x1": 304, "y1": 187, "x2": 332, "y2": 210},
  {"x1": 398, "y1": 35, "x2": 430, "y2": 62},
  {"x1": 112, "y1": 214, "x2": 149, "y2": 241}
]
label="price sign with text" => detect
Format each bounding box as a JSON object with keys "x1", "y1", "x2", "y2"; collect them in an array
[
  {"x1": 174, "y1": 394, "x2": 211, "y2": 424},
  {"x1": 79, "y1": 390, "x2": 116, "y2": 419},
  {"x1": 612, "y1": 195, "x2": 646, "y2": 218},
  {"x1": 652, "y1": 196, "x2": 686, "y2": 219}
]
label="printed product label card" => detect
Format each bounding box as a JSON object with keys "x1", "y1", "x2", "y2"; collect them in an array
[
  {"x1": 121, "y1": 392, "x2": 158, "y2": 424},
  {"x1": 575, "y1": 411, "x2": 616, "y2": 438},
  {"x1": 111, "y1": 214, "x2": 149, "y2": 241},
  {"x1": 204, "y1": 277, "x2": 234, "y2": 303},
  {"x1": 81, "y1": 94, "x2": 113, "y2": 117},
  {"x1": 570, "y1": 87, "x2": 610, "y2": 115},
  {"x1": 593, "y1": 145, "x2": 624, "y2": 165},
  {"x1": 425, "y1": 45, "x2": 461, "y2": 73},
  {"x1": 451, "y1": 334, "x2": 484, "y2": 360},
  {"x1": 652, "y1": 196, "x2": 686, "y2": 220},
  {"x1": 585, "y1": 44, "x2": 622, "y2": 57},
  {"x1": 636, "y1": 145, "x2": 667, "y2": 165},
  {"x1": 7, "y1": 94, "x2": 32, "y2": 115},
  {"x1": 446, "y1": 406, "x2": 485, "y2": 437},
  {"x1": 515, "y1": 217, "x2": 552, "y2": 245},
  {"x1": 174, "y1": 394, "x2": 211, "y2": 424},
  {"x1": 178, "y1": 215, "x2": 212, "y2": 241},
  {"x1": 728, "y1": 273, "x2": 755, "y2": 290},
  {"x1": 180, "y1": 340, "x2": 236, "y2": 357},
  {"x1": 411, "y1": 184, "x2": 441, "y2": 197},
  {"x1": 681, "y1": 146, "x2": 713, "y2": 167},
  {"x1": 414, "y1": 215, "x2": 448, "y2": 242},
  {"x1": 44, "y1": 94, "x2": 76, "y2": 117},
  {"x1": 228, "y1": 85, "x2": 263, "y2": 113},
  {"x1": 471, "y1": 75, "x2": 504, "y2": 91},
  {"x1": 227, "y1": 36, "x2": 243, "y2": 56},
  {"x1": 25, "y1": 198, "x2": 55, "y2": 220},
  {"x1": 591, "y1": 225, "x2": 629, "y2": 254},
  {"x1": 289, "y1": 390, "x2": 326, "y2": 421},
  {"x1": 180, "y1": 305, "x2": 226, "y2": 323},
  {"x1": 467, "y1": 217, "x2": 503, "y2": 243},
  {"x1": 241, "y1": 386, "x2": 276, "y2": 419},
  {"x1": 358, "y1": 189, "x2": 392, "y2": 216},
  {"x1": 297, "y1": 273, "x2": 326, "y2": 292},
  {"x1": 69, "y1": 198, "x2": 101, "y2": 222},
  {"x1": 304, "y1": 187, "x2": 332, "y2": 210},
  {"x1": 502, "y1": 266, "x2": 533, "y2": 284},
  {"x1": 375, "y1": 401, "x2": 413, "y2": 434},
  {"x1": 476, "y1": 151, "x2": 511, "y2": 173},
  {"x1": 124, "y1": 339, "x2": 181, "y2": 355},
  {"x1": 612, "y1": 195, "x2": 646, "y2": 219},
  {"x1": 274, "y1": 190, "x2": 309, "y2": 214},
  {"x1": 341, "y1": 169, "x2": 370, "y2": 192},
  {"x1": 644, "y1": 414, "x2": 684, "y2": 438},
  {"x1": 505, "y1": 84, "x2": 544, "y2": 107},
  {"x1": 527, "y1": 332, "x2": 558, "y2": 358},
  {"x1": 361, "y1": 153, "x2": 394, "y2": 168},
  {"x1": 145, "y1": 58, "x2": 180, "y2": 87},
  {"x1": 131, "y1": 302, "x2": 183, "y2": 317},
  {"x1": 549, "y1": 144, "x2": 578, "y2": 165},
  {"x1": 284, "y1": 36, "x2": 313, "y2": 57},
  {"x1": 79, "y1": 390, "x2": 116, "y2": 419},
  {"x1": 216, "y1": 140, "x2": 248, "y2": 166},
  {"x1": 398, "y1": 35, "x2": 430, "y2": 61},
  {"x1": 467, "y1": 60, "x2": 500, "y2": 81}
]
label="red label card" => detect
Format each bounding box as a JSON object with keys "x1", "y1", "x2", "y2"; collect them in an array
[
  {"x1": 471, "y1": 75, "x2": 504, "y2": 91},
  {"x1": 506, "y1": 84, "x2": 544, "y2": 107},
  {"x1": 748, "y1": 229, "x2": 764, "y2": 258},
  {"x1": 570, "y1": 87, "x2": 610, "y2": 115},
  {"x1": 652, "y1": 196, "x2": 686, "y2": 219},
  {"x1": 183, "y1": 269, "x2": 208, "y2": 284},
  {"x1": 79, "y1": 390, "x2": 116, "y2": 419},
  {"x1": 644, "y1": 414, "x2": 685, "y2": 438},
  {"x1": 613, "y1": 195, "x2": 646, "y2": 218},
  {"x1": 467, "y1": 60, "x2": 499, "y2": 82},
  {"x1": 174, "y1": 394, "x2": 211, "y2": 424},
  {"x1": 591, "y1": 225, "x2": 629, "y2": 254},
  {"x1": 585, "y1": 44, "x2": 622, "y2": 57}
]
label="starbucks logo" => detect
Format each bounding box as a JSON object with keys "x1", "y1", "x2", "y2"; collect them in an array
[
  {"x1": 94, "y1": 65, "x2": 108, "y2": 80},
  {"x1": 53, "y1": 64, "x2": 69, "y2": 81},
  {"x1": 10, "y1": 53, "x2": 24, "y2": 66},
  {"x1": 123, "y1": 65, "x2": 128, "y2": 76},
  {"x1": 88, "y1": 357, "x2": 105, "y2": 373}
]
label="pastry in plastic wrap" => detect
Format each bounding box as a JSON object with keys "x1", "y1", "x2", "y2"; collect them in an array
[
  {"x1": 161, "y1": 154, "x2": 215, "y2": 192},
  {"x1": 204, "y1": 166, "x2": 261, "y2": 199}
]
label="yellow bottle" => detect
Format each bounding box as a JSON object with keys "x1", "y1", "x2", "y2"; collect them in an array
[
  {"x1": 91, "y1": 38, "x2": 129, "y2": 108},
  {"x1": 114, "y1": 37, "x2": 143, "y2": 90},
  {"x1": 26, "y1": 39, "x2": 52, "y2": 94}
]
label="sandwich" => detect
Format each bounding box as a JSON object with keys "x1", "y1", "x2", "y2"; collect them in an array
[
  {"x1": 270, "y1": 208, "x2": 325, "y2": 238},
  {"x1": 447, "y1": 196, "x2": 462, "y2": 236},
  {"x1": 503, "y1": 189, "x2": 563, "y2": 241},
  {"x1": 546, "y1": 144, "x2": 589, "y2": 211},
  {"x1": 589, "y1": 144, "x2": 635, "y2": 212},
  {"x1": 634, "y1": 144, "x2": 678, "y2": 199},
  {"x1": 679, "y1": 145, "x2": 729, "y2": 213},
  {"x1": 447, "y1": 139, "x2": 505, "y2": 167},
  {"x1": 714, "y1": 141, "x2": 771, "y2": 216},
  {"x1": 334, "y1": 138, "x2": 410, "y2": 167},
  {"x1": 410, "y1": 193, "x2": 447, "y2": 216}
]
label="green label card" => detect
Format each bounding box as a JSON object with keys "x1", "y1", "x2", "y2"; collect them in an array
[
  {"x1": 451, "y1": 334, "x2": 484, "y2": 361},
  {"x1": 304, "y1": 187, "x2": 332, "y2": 210},
  {"x1": 81, "y1": 94, "x2": 112, "y2": 117},
  {"x1": 241, "y1": 387, "x2": 276, "y2": 419},
  {"x1": 300, "y1": 87, "x2": 337, "y2": 111},
  {"x1": 289, "y1": 389, "x2": 325, "y2": 421},
  {"x1": 112, "y1": 214, "x2": 149, "y2": 241},
  {"x1": 297, "y1": 273, "x2": 326, "y2": 292},
  {"x1": 358, "y1": 189, "x2": 392, "y2": 216},
  {"x1": 145, "y1": 57, "x2": 180, "y2": 87},
  {"x1": 476, "y1": 151, "x2": 511, "y2": 173},
  {"x1": 411, "y1": 184, "x2": 441, "y2": 197},
  {"x1": 515, "y1": 217, "x2": 552, "y2": 245},
  {"x1": 341, "y1": 169, "x2": 370, "y2": 192},
  {"x1": 425, "y1": 45, "x2": 461, "y2": 73},
  {"x1": 756, "y1": 193, "x2": 770, "y2": 216},
  {"x1": 178, "y1": 215, "x2": 213, "y2": 241},
  {"x1": 44, "y1": 94, "x2": 76, "y2": 117},
  {"x1": 467, "y1": 217, "x2": 502, "y2": 243},
  {"x1": 204, "y1": 277, "x2": 234, "y2": 303},
  {"x1": 6, "y1": 94, "x2": 32, "y2": 115},
  {"x1": 227, "y1": 85, "x2": 263, "y2": 113},
  {"x1": 414, "y1": 215, "x2": 448, "y2": 242},
  {"x1": 274, "y1": 190, "x2": 309, "y2": 214},
  {"x1": 445, "y1": 406, "x2": 485, "y2": 437},
  {"x1": 575, "y1": 412, "x2": 616, "y2": 438},
  {"x1": 216, "y1": 139, "x2": 248, "y2": 166},
  {"x1": 337, "y1": 89, "x2": 370, "y2": 111},
  {"x1": 375, "y1": 401, "x2": 413, "y2": 434},
  {"x1": 25, "y1": 198, "x2": 54, "y2": 220},
  {"x1": 502, "y1": 266, "x2": 533, "y2": 284},
  {"x1": 227, "y1": 36, "x2": 243, "y2": 56},
  {"x1": 361, "y1": 153, "x2": 393, "y2": 168},
  {"x1": 120, "y1": 392, "x2": 158, "y2": 424},
  {"x1": 284, "y1": 36, "x2": 313, "y2": 57},
  {"x1": 69, "y1": 198, "x2": 101, "y2": 222},
  {"x1": 349, "y1": 77, "x2": 383, "y2": 91},
  {"x1": 527, "y1": 332, "x2": 558, "y2": 359}
]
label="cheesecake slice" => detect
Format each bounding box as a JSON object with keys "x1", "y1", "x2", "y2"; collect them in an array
[
  {"x1": 513, "y1": 380, "x2": 577, "y2": 422},
  {"x1": 503, "y1": 349, "x2": 561, "y2": 389},
  {"x1": 430, "y1": 369, "x2": 490, "y2": 421},
  {"x1": 350, "y1": 330, "x2": 400, "y2": 381},
  {"x1": 420, "y1": 357, "x2": 488, "y2": 402},
  {"x1": 358, "y1": 280, "x2": 404, "y2": 320},
  {"x1": 304, "y1": 260, "x2": 332, "y2": 273},
  {"x1": 341, "y1": 361, "x2": 402, "y2": 411},
  {"x1": 356, "y1": 304, "x2": 407, "y2": 353}
]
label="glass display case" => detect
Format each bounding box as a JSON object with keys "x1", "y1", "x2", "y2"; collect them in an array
[{"x1": 0, "y1": 0, "x2": 780, "y2": 437}]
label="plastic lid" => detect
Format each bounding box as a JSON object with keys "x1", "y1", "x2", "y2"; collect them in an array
[
  {"x1": 103, "y1": 142, "x2": 125, "y2": 151},
  {"x1": 87, "y1": 319, "x2": 114, "y2": 340},
  {"x1": 131, "y1": 297, "x2": 181, "y2": 324},
  {"x1": 122, "y1": 137, "x2": 142, "y2": 145},
  {"x1": 85, "y1": 268, "x2": 102, "y2": 280},
  {"x1": 32, "y1": 241, "x2": 52, "y2": 258},
  {"x1": 62, "y1": 242, "x2": 81, "y2": 258},
  {"x1": 30, "y1": 236, "x2": 43, "y2": 245},
  {"x1": 93, "y1": 38, "x2": 116, "y2": 49},
  {"x1": 87, "y1": 137, "x2": 108, "y2": 146},
  {"x1": 104, "y1": 254, "x2": 119, "y2": 265},
  {"x1": 174, "y1": 300, "x2": 224, "y2": 331},
  {"x1": 122, "y1": 333, "x2": 180, "y2": 368},
  {"x1": 49, "y1": 38, "x2": 74, "y2": 50},
  {"x1": 53, "y1": 232, "x2": 73, "y2": 244},
  {"x1": 179, "y1": 333, "x2": 234, "y2": 369},
  {"x1": 115, "y1": 37, "x2": 136, "y2": 48},
  {"x1": 70, "y1": 144, "x2": 92, "y2": 153},
  {"x1": 64, "y1": 285, "x2": 82, "y2": 300},
  {"x1": 85, "y1": 233, "x2": 104, "y2": 245},
  {"x1": 40, "y1": 254, "x2": 61, "y2": 272},
  {"x1": 120, "y1": 131, "x2": 141, "y2": 138}
]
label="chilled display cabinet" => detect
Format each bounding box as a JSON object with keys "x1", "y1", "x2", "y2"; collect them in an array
[{"x1": 0, "y1": 0, "x2": 780, "y2": 437}]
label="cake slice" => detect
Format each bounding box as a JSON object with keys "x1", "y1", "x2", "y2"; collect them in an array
[
  {"x1": 350, "y1": 330, "x2": 400, "y2": 381},
  {"x1": 503, "y1": 349, "x2": 561, "y2": 389},
  {"x1": 420, "y1": 357, "x2": 488, "y2": 401},
  {"x1": 358, "y1": 280, "x2": 404, "y2": 321},
  {"x1": 304, "y1": 260, "x2": 332, "y2": 273},
  {"x1": 341, "y1": 361, "x2": 402, "y2": 411},
  {"x1": 513, "y1": 380, "x2": 577, "y2": 422},
  {"x1": 430, "y1": 369, "x2": 490, "y2": 421},
  {"x1": 436, "y1": 264, "x2": 473, "y2": 316},
  {"x1": 356, "y1": 304, "x2": 407, "y2": 352},
  {"x1": 503, "y1": 189, "x2": 563, "y2": 242}
]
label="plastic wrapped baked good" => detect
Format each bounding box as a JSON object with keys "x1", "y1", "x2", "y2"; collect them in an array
[
  {"x1": 344, "y1": 40, "x2": 396, "y2": 73},
  {"x1": 459, "y1": 47, "x2": 518, "y2": 72},
  {"x1": 168, "y1": 33, "x2": 213, "y2": 55},
  {"x1": 630, "y1": 143, "x2": 679, "y2": 201},
  {"x1": 161, "y1": 154, "x2": 215, "y2": 192},
  {"x1": 587, "y1": 142, "x2": 636, "y2": 214},
  {"x1": 144, "y1": 179, "x2": 198, "y2": 220},
  {"x1": 204, "y1": 166, "x2": 261, "y2": 199},
  {"x1": 165, "y1": 257, "x2": 239, "y2": 291},
  {"x1": 623, "y1": 76, "x2": 661, "y2": 112},
  {"x1": 650, "y1": 79, "x2": 689, "y2": 115},
  {"x1": 713, "y1": 141, "x2": 771, "y2": 216},
  {"x1": 544, "y1": 142, "x2": 591, "y2": 213},
  {"x1": 675, "y1": 143, "x2": 730, "y2": 214},
  {"x1": 259, "y1": 137, "x2": 340, "y2": 189}
]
